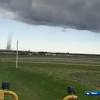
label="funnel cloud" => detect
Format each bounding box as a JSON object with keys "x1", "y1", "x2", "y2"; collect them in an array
[
  {"x1": 6, "y1": 35, "x2": 12, "y2": 50},
  {"x1": 0, "y1": 0, "x2": 100, "y2": 31}
]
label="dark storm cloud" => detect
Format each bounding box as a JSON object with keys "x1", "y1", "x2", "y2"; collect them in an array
[{"x1": 0, "y1": 0, "x2": 100, "y2": 31}]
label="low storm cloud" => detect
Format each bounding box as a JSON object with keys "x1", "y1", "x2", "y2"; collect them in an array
[{"x1": 0, "y1": 0, "x2": 100, "y2": 31}]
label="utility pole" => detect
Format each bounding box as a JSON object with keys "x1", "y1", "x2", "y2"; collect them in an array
[{"x1": 16, "y1": 40, "x2": 18, "y2": 69}]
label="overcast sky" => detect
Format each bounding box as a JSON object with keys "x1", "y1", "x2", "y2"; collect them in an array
[
  {"x1": 0, "y1": 18, "x2": 100, "y2": 54},
  {"x1": 0, "y1": 0, "x2": 100, "y2": 54},
  {"x1": 1, "y1": 0, "x2": 100, "y2": 31}
]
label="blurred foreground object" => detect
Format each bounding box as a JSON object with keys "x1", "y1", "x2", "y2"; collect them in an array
[
  {"x1": 63, "y1": 86, "x2": 78, "y2": 100},
  {"x1": 0, "y1": 82, "x2": 18, "y2": 100}
]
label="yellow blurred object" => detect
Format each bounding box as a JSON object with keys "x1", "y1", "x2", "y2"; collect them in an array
[
  {"x1": 0, "y1": 90, "x2": 4, "y2": 100},
  {"x1": 63, "y1": 95, "x2": 78, "y2": 100},
  {"x1": 0, "y1": 90, "x2": 18, "y2": 100}
]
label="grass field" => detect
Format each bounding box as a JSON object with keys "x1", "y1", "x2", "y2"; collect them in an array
[{"x1": 0, "y1": 55, "x2": 100, "y2": 100}]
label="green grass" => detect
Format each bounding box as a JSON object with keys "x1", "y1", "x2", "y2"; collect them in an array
[{"x1": 0, "y1": 55, "x2": 100, "y2": 100}]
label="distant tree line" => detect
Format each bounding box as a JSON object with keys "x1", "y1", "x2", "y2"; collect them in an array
[{"x1": 0, "y1": 49, "x2": 100, "y2": 57}]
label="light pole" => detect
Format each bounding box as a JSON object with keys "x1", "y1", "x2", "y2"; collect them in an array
[{"x1": 16, "y1": 40, "x2": 18, "y2": 69}]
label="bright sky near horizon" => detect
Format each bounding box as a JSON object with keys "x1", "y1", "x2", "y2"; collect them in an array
[{"x1": 0, "y1": 18, "x2": 100, "y2": 54}]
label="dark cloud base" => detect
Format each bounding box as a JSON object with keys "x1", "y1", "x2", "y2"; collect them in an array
[{"x1": 0, "y1": 0, "x2": 100, "y2": 31}]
